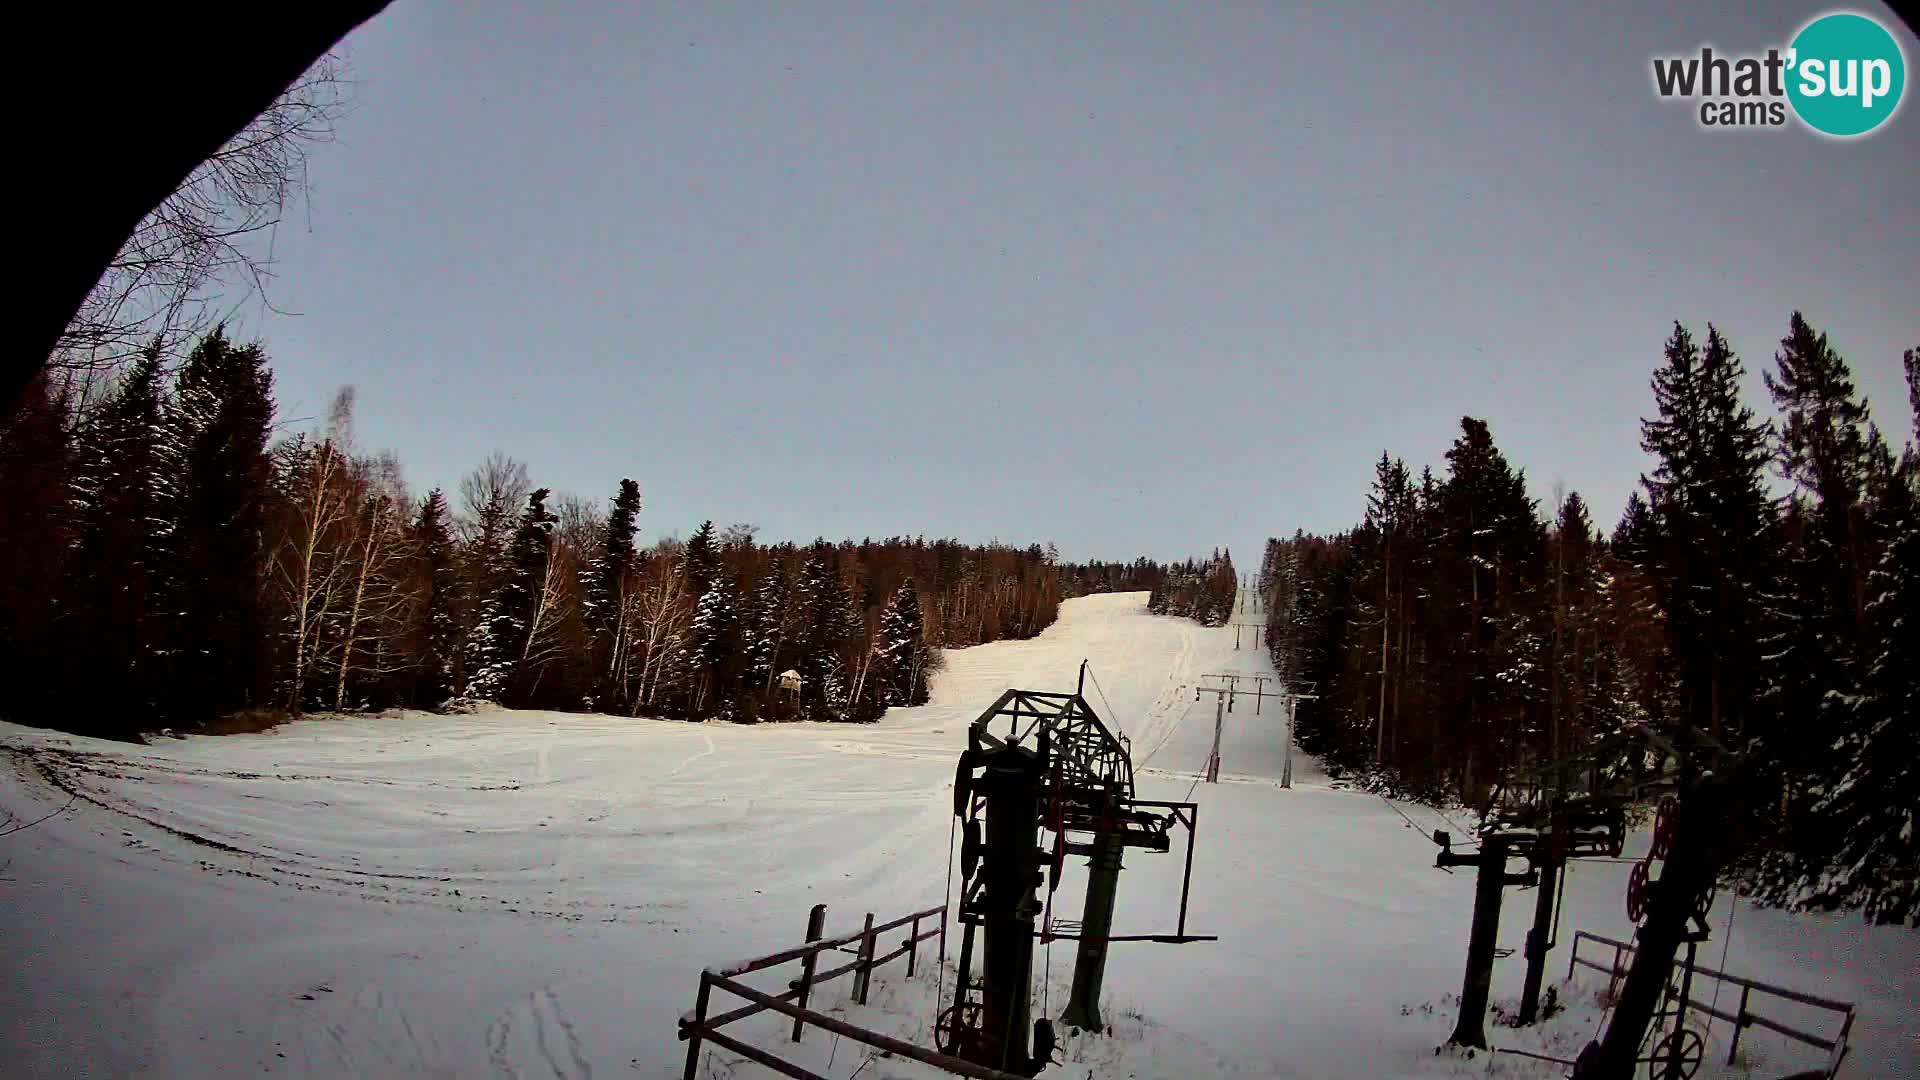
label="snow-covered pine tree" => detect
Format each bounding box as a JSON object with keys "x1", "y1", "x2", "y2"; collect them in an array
[
  {"x1": 1806, "y1": 434, "x2": 1918, "y2": 923},
  {"x1": 59, "y1": 347, "x2": 176, "y2": 726},
  {"x1": 454, "y1": 453, "x2": 529, "y2": 697},
  {"x1": 690, "y1": 568, "x2": 741, "y2": 718},
  {"x1": 412, "y1": 489, "x2": 460, "y2": 707},
  {"x1": 1548, "y1": 491, "x2": 1607, "y2": 755},
  {"x1": 467, "y1": 488, "x2": 557, "y2": 703},
  {"x1": 746, "y1": 554, "x2": 794, "y2": 695},
  {"x1": 1353, "y1": 454, "x2": 1415, "y2": 765},
  {"x1": 1638, "y1": 324, "x2": 1776, "y2": 745},
  {"x1": 1793, "y1": 350, "x2": 1920, "y2": 923},
  {"x1": 794, "y1": 545, "x2": 857, "y2": 720},
  {"x1": 583, "y1": 479, "x2": 640, "y2": 710},
  {"x1": 1751, "y1": 314, "x2": 1884, "y2": 898},
  {"x1": 1435, "y1": 416, "x2": 1545, "y2": 800},
  {"x1": 1603, "y1": 493, "x2": 1679, "y2": 735},
  {"x1": 684, "y1": 520, "x2": 720, "y2": 599},
  {"x1": 1201, "y1": 548, "x2": 1237, "y2": 626},
  {"x1": 1907, "y1": 346, "x2": 1919, "y2": 426},
  {"x1": 1263, "y1": 535, "x2": 1303, "y2": 685},
  {"x1": 876, "y1": 580, "x2": 932, "y2": 707},
  {"x1": 169, "y1": 328, "x2": 276, "y2": 718}
]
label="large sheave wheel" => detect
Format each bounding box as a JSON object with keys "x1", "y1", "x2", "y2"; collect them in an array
[
  {"x1": 935, "y1": 1001, "x2": 986, "y2": 1060},
  {"x1": 1647, "y1": 1027, "x2": 1704, "y2": 1079},
  {"x1": 1627, "y1": 859, "x2": 1651, "y2": 923},
  {"x1": 1650, "y1": 798, "x2": 1677, "y2": 860}
]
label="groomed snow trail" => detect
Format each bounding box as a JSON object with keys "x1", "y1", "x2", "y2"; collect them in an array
[{"x1": 1, "y1": 593, "x2": 1913, "y2": 1079}]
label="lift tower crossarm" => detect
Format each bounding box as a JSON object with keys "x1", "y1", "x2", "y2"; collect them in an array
[{"x1": 946, "y1": 666, "x2": 1210, "y2": 1072}]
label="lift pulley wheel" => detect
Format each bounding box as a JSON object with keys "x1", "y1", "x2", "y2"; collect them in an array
[
  {"x1": 1050, "y1": 829, "x2": 1067, "y2": 892},
  {"x1": 1647, "y1": 1027, "x2": 1705, "y2": 1079},
  {"x1": 934, "y1": 1002, "x2": 986, "y2": 1060},
  {"x1": 1650, "y1": 798, "x2": 1677, "y2": 860},
  {"x1": 1627, "y1": 859, "x2": 1652, "y2": 923}
]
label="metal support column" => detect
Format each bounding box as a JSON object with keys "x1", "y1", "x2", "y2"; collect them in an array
[
  {"x1": 1206, "y1": 693, "x2": 1225, "y2": 783},
  {"x1": 1448, "y1": 833, "x2": 1511, "y2": 1049},
  {"x1": 977, "y1": 749, "x2": 1042, "y2": 1073},
  {"x1": 1516, "y1": 840, "x2": 1561, "y2": 1026},
  {"x1": 1061, "y1": 826, "x2": 1125, "y2": 1031}
]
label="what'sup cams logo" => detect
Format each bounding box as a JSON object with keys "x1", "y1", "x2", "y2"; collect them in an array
[{"x1": 1652, "y1": 10, "x2": 1908, "y2": 137}]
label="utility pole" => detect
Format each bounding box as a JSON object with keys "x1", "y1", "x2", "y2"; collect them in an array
[
  {"x1": 1199, "y1": 673, "x2": 1277, "y2": 714},
  {"x1": 1198, "y1": 673, "x2": 1242, "y2": 711},
  {"x1": 1244, "y1": 675, "x2": 1273, "y2": 714},
  {"x1": 1196, "y1": 681, "x2": 1304, "y2": 783},
  {"x1": 1194, "y1": 685, "x2": 1231, "y2": 783},
  {"x1": 1515, "y1": 812, "x2": 1566, "y2": 1026},
  {"x1": 1436, "y1": 831, "x2": 1536, "y2": 1049},
  {"x1": 1061, "y1": 814, "x2": 1124, "y2": 1030},
  {"x1": 1280, "y1": 692, "x2": 1316, "y2": 789}
]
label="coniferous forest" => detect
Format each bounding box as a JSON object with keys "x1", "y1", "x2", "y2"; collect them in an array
[
  {"x1": 1262, "y1": 314, "x2": 1918, "y2": 924},
  {"x1": 1145, "y1": 550, "x2": 1239, "y2": 626},
  {"x1": 0, "y1": 330, "x2": 1138, "y2": 734}
]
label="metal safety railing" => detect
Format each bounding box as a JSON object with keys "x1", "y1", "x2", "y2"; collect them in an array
[
  {"x1": 678, "y1": 901, "x2": 1026, "y2": 1080},
  {"x1": 1568, "y1": 930, "x2": 1855, "y2": 1076}
]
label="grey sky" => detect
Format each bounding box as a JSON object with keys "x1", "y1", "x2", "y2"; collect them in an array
[{"x1": 240, "y1": 2, "x2": 1918, "y2": 566}]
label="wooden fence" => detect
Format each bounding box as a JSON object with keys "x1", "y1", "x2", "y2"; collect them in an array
[
  {"x1": 1568, "y1": 930, "x2": 1855, "y2": 1077},
  {"x1": 678, "y1": 901, "x2": 1026, "y2": 1080}
]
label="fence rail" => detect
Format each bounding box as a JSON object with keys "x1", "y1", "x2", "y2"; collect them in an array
[
  {"x1": 1567, "y1": 930, "x2": 1855, "y2": 1076},
  {"x1": 679, "y1": 901, "x2": 1022, "y2": 1080}
]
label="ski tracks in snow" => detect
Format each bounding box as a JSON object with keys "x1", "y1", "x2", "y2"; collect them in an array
[
  {"x1": 1131, "y1": 616, "x2": 1202, "y2": 769},
  {"x1": 277, "y1": 979, "x2": 592, "y2": 1079},
  {"x1": 270, "y1": 982, "x2": 451, "y2": 1078},
  {"x1": 663, "y1": 733, "x2": 716, "y2": 781},
  {"x1": 485, "y1": 986, "x2": 592, "y2": 1080}
]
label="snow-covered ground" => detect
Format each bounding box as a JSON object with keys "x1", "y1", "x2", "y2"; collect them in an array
[{"x1": 2, "y1": 592, "x2": 1913, "y2": 1078}]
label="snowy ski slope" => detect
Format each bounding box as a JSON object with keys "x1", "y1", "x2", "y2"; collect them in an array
[{"x1": 1, "y1": 592, "x2": 1913, "y2": 1078}]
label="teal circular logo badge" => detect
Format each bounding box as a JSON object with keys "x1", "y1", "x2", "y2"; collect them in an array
[{"x1": 1786, "y1": 12, "x2": 1906, "y2": 137}]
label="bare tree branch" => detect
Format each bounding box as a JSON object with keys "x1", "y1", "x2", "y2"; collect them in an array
[
  {"x1": 52, "y1": 55, "x2": 356, "y2": 405},
  {"x1": 0, "y1": 793, "x2": 78, "y2": 837}
]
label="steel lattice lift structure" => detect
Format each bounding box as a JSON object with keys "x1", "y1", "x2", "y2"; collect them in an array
[
  {"x1": 1427, "y1": 723, "x2": 1740, "y2": 1080},
  {"x1": 937, "y1": 663, "x2": 1213, "y2": 1077}
]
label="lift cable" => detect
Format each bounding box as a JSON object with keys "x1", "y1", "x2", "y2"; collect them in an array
[
  {"x1": 938, "y1": 810, "x2": 959, "y2": 1027},
  {"x1": 1380, "y1": 794, "x2": 1479, "y2": 854},
  {"x1": 1182, "y1": 769, "x2": 1204, "y2": 804},
  {"x1": 1433, "y1": 803, "x2": 1480, "y2": 842},
  {"x1": 1380, "y1": 795, "x2": 1428, "y2": 832},
  {"x1": 1136, "y1": 697, "x2": 1198, "y2": 769},
  {"x1": 1582, "y1": 855, "x2": 1644, "y2": 1046},
  {"x1": 1040, "y1": 913, "x2": 1055, "y2": 1015},
  {"x1": 1707, "y1": 893, "x2": 1739, "y2": 1020},
  {"x1": 1083, "y1": 663, "x2": 1123, "y2": 741},
  {"x1": 1551, "y1": 847, "x2": 1570, "y2": 946}
]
